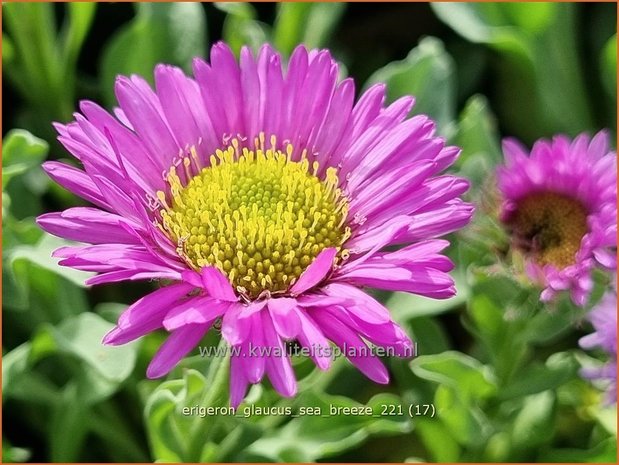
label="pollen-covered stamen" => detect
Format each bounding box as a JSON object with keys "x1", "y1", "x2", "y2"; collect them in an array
[
  {"x1": 510, "y1": 192, "x2": 588, "y2": 269},
  {"x1": 158, "y1": 136, "x2": 350, "y2": 299}
]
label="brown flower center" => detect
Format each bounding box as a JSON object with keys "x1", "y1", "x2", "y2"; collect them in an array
[{"x1": 510, "y1": 192, "x2": 588, "y2": 269}]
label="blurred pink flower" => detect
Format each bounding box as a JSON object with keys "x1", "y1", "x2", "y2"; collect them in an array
[
  {"x1": 497, "y1": 132, "x2": 617, "y2": 306},
  {"x1": 580, "y1": 285, "x2": 617, "y2": 404}
]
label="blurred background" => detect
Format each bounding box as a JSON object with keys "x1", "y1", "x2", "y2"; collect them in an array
[{"x1": 2, "y1": 2, "x2": 617, "y2": 463}]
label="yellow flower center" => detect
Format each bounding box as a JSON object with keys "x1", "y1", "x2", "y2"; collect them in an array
[
  {"x1": 510, "y1": 192, "x2": 588, "y2": 269},
  {"x1": 157, "y1": 136, "x2": 350, "y2": 299}
]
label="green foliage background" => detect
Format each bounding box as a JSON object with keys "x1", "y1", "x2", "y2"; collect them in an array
[{"x1": 2, "y1": 2, "x2": 617, "y2": 463}]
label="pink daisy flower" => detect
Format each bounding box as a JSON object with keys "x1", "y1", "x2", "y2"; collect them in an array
[
  {"x1": 579, "y1": 284, "x2": 617, "y2": 405},
  {"x1": 497, "y1": 132, "x2": 617, "y2": 306},
  {"x1": 37, "y1": 43, "x2": 472, "y2": 407}
]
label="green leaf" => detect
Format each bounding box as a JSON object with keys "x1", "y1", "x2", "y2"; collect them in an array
[
  {"x1": 144, "y1": 386, "x2": 186, "y2": 462},
  {"x1": 539, "y1": 437, "x2": 617, "y2": 463},
  {"x1": 60, "y1": 3, "x2": 97, "y2": 71},
  {"x1": 498, "y1": 352, "x2": 579, "y2": 400},
  {"x1": 404, "y1": 316, "x2": 451, "y2": 356},
  {"x1": 411, "y1": 351, "x2": 497, "y2": 402},
  {"x1": 300, "y1": 3, "x2": 346, "y2": 50},
  {"x1": 12, "y1": 313, "x2": 137, "y2": 407},
  {"x1": 532, "y1": 4, "x2": 594, "y2": 135},
  {"x1": 9, "y1": 234, "x2": 94, "y2": 288},
  {"x1": 433, "y1": 384, "x2": 492, "y2": 447},
  {"x1": 2, "y1": 217, "x2": 44, "y2": 311},
  {"x1": 2, "y1": 33, "x2": 16, "y2": 65},
  {"x1": 2, "y1": 129, "x2": 49, "y2": 222},
  {"x1": 95, "y1": 302, "x2": 128, "y2": 324},
  {"x1": 4, "y1": 231, "x2": 91, "y2": 333},
  {"x1": 273, "y1": 3, "x2": 345, "y2": 57},
  {"x1": 3, "y1": 3, "x2": 79, "y2": 121},
  {"x1": 592, "y1": 404, "x2": 618, "y2": 436},
  {"x1": 452, "y1": 95, "x2": 502, "y2": 187},
  {"x1": 3, "y1": 215, "x2": 43, "y2": 250},
  {"x1": 100, "y1": 2, "x2": 207, "y2": 106},
  {"x1": 431, "y1": 3, "x2": 500, "y2": 43},
  {"x1": 273, "y1": 3, "x2": 312, "y2": 56},
  {"x1": 450, "y1": 42, "x2": 488, "y2": 102},
  {"x1": 31, "y1": 312, "x2": 137, "y2": 383},
  {"x1": 520, "y1": 295, "x2": 585, "y2": 345},
  {"x1": 466, "y1": 273, "x2": 554, "y2": 383},
  {"x1": 364, "y1": 37, "x2": 456, "y2": 136},
  {"x1": 212, "y1": 420, "x2": 264, "y2": 462},
  {"x1": 2, "y1": 344, "x2": 30, "y2": 396},
  {"x1": 412, "y1": 350, "x2": 498, "y2": 450},
  {"x1": 2, "y1": 343, "x2": 61, "y2": 405},
  {"x1": 49, "y1": 385, "x2": 90, "y2": 462},
  {"x1": 213, "y1": 2, "x2": 254, "y2": 16},
  {"x1": 186, "y1": 345, "x2": 230, "y2": 460},
  {"x1": 482, "y1": 432, "x2": 511, "y2": 462},
  {"x1": 432, "y1": 3, "x2": 594, "y2": 139},
  {"x1": 3, "y1": 3, "x2": 63, "y2": 104},
  {"x1": 501, "y1": 3, "x2": 556, "y2": 32},
  {"x1": 510, "y1": 391, "x2": 556, "y2": 449},
  {"x1": 215, "y1": 3, "x2": 268, "y2": 56},
  {"x1": 86, "y1": 403, "x2": 150, "y2": 462},
  {"x1": 600, "y1": 34, "x2": 617, "y2": 100},
  {"x1": 430, "y1": 3, "x2": 549, "y2": 54},
  {"x1": 3, "y1": 313, "x2": 137, "y2": 408},
  {"x1": 467, "y1": 287, "x2": 523, "y2": 371},
  {"x1": 2, "y1": 130, "x2": 48, "y2": 189},
  {"x1": 415, "y1": 416, "x2": 461, "y2": 462},
  {"x1": 2, "y1": 438, "x2": 30, "y2": 463},
  {"x1": 246, "y1": 391, "x2": 410, "y2": 461},
  {"x1": 144, "y1": 347, "x2": 231, "y2": 463}
]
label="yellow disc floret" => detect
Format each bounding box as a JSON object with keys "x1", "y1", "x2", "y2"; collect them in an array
[
  {"x1": 158, "y1": 136, "x2": 350, "y2": 299},
  {"x1": 511, "y1": 192, "x2": 588, "y2": 269}
]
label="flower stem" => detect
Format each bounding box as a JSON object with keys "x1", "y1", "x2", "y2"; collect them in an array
[{"x1": 186, "y1": 339, "x2": 230, "y2": 461}]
